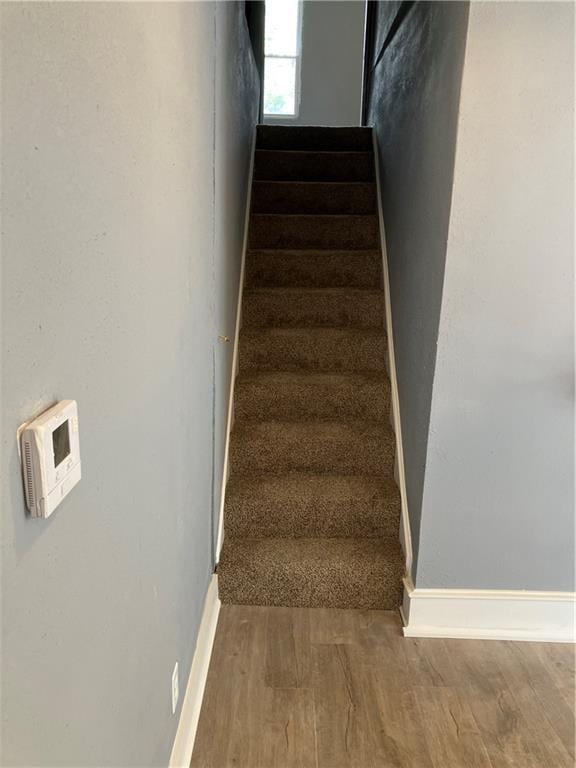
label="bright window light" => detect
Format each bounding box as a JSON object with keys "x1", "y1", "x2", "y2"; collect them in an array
[{"x1": 264, "y1": 0, "x2": 302, "y2": 117}]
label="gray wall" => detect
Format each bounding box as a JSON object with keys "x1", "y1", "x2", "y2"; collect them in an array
[
  {"x1": 417, "y1": 1, "x2": 575, "y2": 590},
  {"x1": 213, "y1": 3, "x2": 260, "y2": 554},
  {"x1": 265, "y1": 0, "x2": 366, "y2": 126},
  {"x1": 365, "y1": 2, "x2": 470, "y2": 574},
  {"x1": 1, "y1": 3, "x2": 258, "y2": 766}
]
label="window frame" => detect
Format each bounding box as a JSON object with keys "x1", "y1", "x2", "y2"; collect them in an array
[{"x1": 263, "y1": 0, "x2": 303, "y2": 119}]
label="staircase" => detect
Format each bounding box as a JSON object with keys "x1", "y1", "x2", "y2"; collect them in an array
[{"x1": 217, "y1": 126, "x2": 404, "y2": 610}]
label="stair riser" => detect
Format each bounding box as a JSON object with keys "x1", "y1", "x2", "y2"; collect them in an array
[
  {"x1": 256, "y1": 125, "x2": 374, "y2": 152},
  {"x1": 251, "y1": 182, "x2": 376, "y2": 215},
  {"x1": 242, "y1": 291, "x2": 384, "y2": 329},
  {"x1": 249, "y1": 215, "x2": 379, "y2": 250},
  {"x1": 254, "y1": 151, "x2": 375, "y2": 182},
  {"x1": 245, "y1": 250, "x2": 383, "y2": 289},
  {"x1": 239, "y1": 331, "x2": 387, "y2": 372},
  {"x1": 218, "y1": 542, "x2": 403, "y2": 610},
  {"x1": 235, "y1": 378, "x2": 390, "y2": 422},
  {"x1": 229, "y1": 430, "x2": 395, "y2": 476},
  {"x1": 219, "y1": 577, "x2": 403, "y2": 610},
  {"x1": 219, "y1": 582, "x2": 402, "y2": 610},
  {"x1": 225, "y1": 495, "x2": 400, "y2": 538}
]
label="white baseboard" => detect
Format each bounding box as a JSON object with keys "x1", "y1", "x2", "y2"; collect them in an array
[
  {"x1": 169, "y1": 575, "x2": 221, "y2": 768},
  {"x1": 401, "y1": 576, "x2": 576, "y2": 643},
  {"x1": 372, "y1": 132, "x2": 413, "y2": 574},
  {"x1": 215, "y1": 129, "x2": 257, "y2": 561}
]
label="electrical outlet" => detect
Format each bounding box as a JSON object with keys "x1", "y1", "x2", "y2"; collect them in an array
[{"x1": 171, "y1": 661, "x2": 179, "y2": 714}]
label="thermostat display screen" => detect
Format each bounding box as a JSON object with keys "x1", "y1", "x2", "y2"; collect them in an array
[{"x1": 52, "y1": 421, "x2": 70, "y2": 468}]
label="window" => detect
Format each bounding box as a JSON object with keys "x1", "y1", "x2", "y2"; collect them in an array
[{"x1": 263, "y1": 0, "x2": 302, "y2": 117}]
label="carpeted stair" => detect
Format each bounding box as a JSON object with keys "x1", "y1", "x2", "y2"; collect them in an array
[{"x1": 218, "y1": 125, "x2": 404, "y2": 609}]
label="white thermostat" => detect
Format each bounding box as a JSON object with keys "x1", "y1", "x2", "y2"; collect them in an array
[{"x1": 18, "y1": 400, "x2": 81, "y2": 518}]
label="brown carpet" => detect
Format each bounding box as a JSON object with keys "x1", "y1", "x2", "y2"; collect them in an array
[{"x1": 218, "y1": 125, "x2": 404, "y2": 609}]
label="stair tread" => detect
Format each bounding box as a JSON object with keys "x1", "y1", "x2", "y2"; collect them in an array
[
  {"x1": 232, "y1": 419, "x2": 394, "y2": 437},
  {"x1": 255, "y1": 149, "x2": 373, "y2": 156},
  {"x1": 249, "y1": 214, "x2": 379, "y2": 250},
  {"x1": 252, "y1": 179, "x2": 376, "y2": 187},
  {"x1": 242, "y1": 286, "x2": 384, "y2": 328},
  {"x1": 218, "y1": 536, "x2": 404, "y2": 609},
  {"x1": 251, "y1": 180, "x2": 376, "y2": 212},
  {"x1": 241, "y1": 326, "x2": 386, "y2": 340},
  {"x1": 227, "y1": 472, "x2": 399, "y2": 501},
  {"x1": 237, "y1": 369, "x2": 388, "y2": 383},
  {"x1": 230, "y1": 420, "x2": 395, "y2": 477},
  {"x1": 225, "y1": 474, "x2": 400, "y2": 537},
  {"x1": 245, "y1": 250, "x2": 382, "y2": 289},
  {"x1": 251, "y1": 212, "x2": 377, "y2": 219},
  {"x1": 236, "y1": 369, "x2": 390, "y2": 393},
  {"x1": 235, "y1": 370, "x2": 390, "y2": 422},
  {"x1": 254, "y1": 150, "x2": 375, "y2": 183},
  {"x1": 240, "y1": 325, "x2": 386, "y2": 346},
  {"x1": 239, "y1": 326, "x2": 387, "y2": 373},
  {"x1": 256, "y1": 125, "x2": 374, "y2": 152},
  {"x1": 246, "y1": 248, "x2": 381, "y2": 255},
  {"x1": 244, "y1": 286, "x2": 382, "y2": 295}
]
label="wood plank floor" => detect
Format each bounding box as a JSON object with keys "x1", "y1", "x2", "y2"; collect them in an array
[{"x1": 191, "y1": 605, "x2": 575, "y2": 768}]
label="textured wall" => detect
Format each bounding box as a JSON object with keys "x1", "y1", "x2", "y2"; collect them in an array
[
  {"x1": 1, "y1": 3, "x2": 258, "y2": 765},
  {"x1": 417, "y1": 1, "x2": 575, "y2": 590},
  {"x1": 365, "y1": 2, "x2": 470, "y2": 573},
  {"x1": 265, "y1": 0, "x2": 365, "y2": 127}
]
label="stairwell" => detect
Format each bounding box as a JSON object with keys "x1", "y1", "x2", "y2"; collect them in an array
[{"x1": 217, "y1": 125, "x2": 404, "y2": 609}]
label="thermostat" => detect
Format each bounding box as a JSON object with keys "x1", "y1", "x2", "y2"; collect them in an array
[{"x1": 18, "y1": 400, "x2": 81, "y2": 518}]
